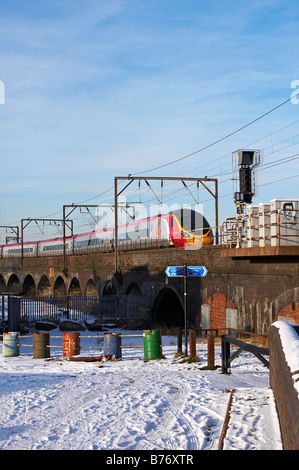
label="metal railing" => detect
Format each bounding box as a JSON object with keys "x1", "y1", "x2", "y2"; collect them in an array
[
  {"x1": 19, "y1": 296, "x2": 100, "y2": 324},
  {"x1": 16, "y1": 294, "x2": 151, "y2": 326},
  {"x1": 221, "y1": 209, "x2": 299, "y2": 248},
  {"x1": 221, "y1": 334, "x2": 269, "y2": 374},
  {"x1": 0, "y1": 236, "x2": 174, "y2": 259}
]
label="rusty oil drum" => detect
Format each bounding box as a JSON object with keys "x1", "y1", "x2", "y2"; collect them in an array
[
  {"x1": 3, "y1": 332, "x2": 20, "y2": 357},
  {"x1": 33, "y1": 332, "x2": 50, "y2": 359},
  {"x1": 63, "y1": 332, "x2": 80, "y2": 357}
]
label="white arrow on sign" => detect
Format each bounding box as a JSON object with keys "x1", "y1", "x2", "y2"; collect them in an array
[
  {"x1": 165, "y1": 266, "x2": 208, "y2": 277},
  {"x1": 165, "y1": 266, "x2": 184, "y2": 277},
  {"x1": 187, "y1": 266, "x2": 208, "y2": 277}
]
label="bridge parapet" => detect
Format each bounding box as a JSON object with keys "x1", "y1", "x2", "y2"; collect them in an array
[
  {"x1": 269, "y1": 321, "x2": 299, "y2": 450},
  {"x1": 0, "y1": 246, "x2": 299, "y2": 335}
]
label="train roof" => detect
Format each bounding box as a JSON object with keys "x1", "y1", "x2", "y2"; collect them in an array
[{"x1": 0, "y1": 209, "x2": 208, "y2": 248}]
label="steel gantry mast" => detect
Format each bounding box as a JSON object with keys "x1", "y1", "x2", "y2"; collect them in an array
[
  {"x1": 114, "y1": 176, "x2": 219, "y2": 274},
  {"x1": 21, "y1": 218, "x2": 74, "y2": 260},
  {"x1": 0, "y1": 226, "x2": 20, "y2": 244},
  {"x1": 62, "y1": 203, "x2": 136, "y2": 274}
]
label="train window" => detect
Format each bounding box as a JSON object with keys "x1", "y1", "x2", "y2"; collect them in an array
[
  {"x1": 43, "y1": 244, "x2": 66, "y2": 251},
  {"x1": 202, "y1": 217, "x2": 209, "y2": 235},
  {"x1": 77, "y1": 240, "x2": 89, "y2": 247},
  {"x1": 90, "y1": 238, "x2": 103, "y2": 245},
  {"x1": 7, "y1": 247, "x2": 33, "y2": 254},
  {"x1": 171, "y1": 209, "x2": 211, "y2": 235}
]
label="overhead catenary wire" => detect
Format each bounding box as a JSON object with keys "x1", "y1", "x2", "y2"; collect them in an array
[
  {"x1": 61, "y1": 94, "x2": 299, "y2": 217},
  {"x1": 17, "y1": 143, "x2": 299, "y2": 241},
  {"x1": 182, "y1": 129, "x2": 299, "y2": 179},
  {"x1": 132, "y1": 92, "x2": 299, "y2": 175},
  {"x1": 2, "y1": 92, "x2": 299, "y2": 232},
  {"x1": 48, "y1": 93, "x2": 299, "y2": 208}
]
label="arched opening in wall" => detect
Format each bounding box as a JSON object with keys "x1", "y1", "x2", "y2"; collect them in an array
[
  {"x1": 86, "y1": 279, "x2": 98, "y2": 297},
  {"x1": 69, "y1": 277, "x2": 82, "y2": 296},
  {"x1": 125, "y1": 283, "x2": 142, "y2": 296},
  {"x1": 101, "y1": 280, "x2": 117, "y2": 319},
  {"x1": 37, "y1": 275, "x2": 52, "y2": 297},
  {"x1": 0, "y1": 275, "x2": 6, "y2": 293},
  {"x1": 23, "y1": 275, "x2": 36, "y2": 297},
  {"x1": 276, "y1": 303, "x2": 299, "y2": 324},
  {"x1": 152, "y1": 287, "x2": 184, "y2": 328},
  {"x1": 102, "y1": 281, "x2": 116, "y2": 295},
  {"x1": 274, "y1": 287, "x2": 299, "y2": 326},
  {"x1": 54, "y1": 276, "x2": 67, "y2": 297},
  {"x1": 7, "y1": 274, "x2": 21, "y2": 294}
]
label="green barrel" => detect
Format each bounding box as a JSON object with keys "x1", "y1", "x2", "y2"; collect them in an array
[
  {"x1": 3, "y1": 332, "x2": 19, "y2": 357},
  {"x1": 33, "y1": 332, "x2": 50, "y2": 358},
  {"x1": 143, "y1": 329, "x2": 163, "y2": 360}
]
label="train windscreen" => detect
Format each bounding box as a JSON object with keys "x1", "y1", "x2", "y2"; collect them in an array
[{"x1": 171, "y1": 209, "x2": 210, "y2": 235}]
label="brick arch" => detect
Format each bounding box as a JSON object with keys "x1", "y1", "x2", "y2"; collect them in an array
[
  {"x1": 7, "y1": 274, "x2": 21, "y2": 294},
  {"x1": 102, "y1": 279, "x2": 117, "y2": 295},
  {"x1": 85, "y1": 279, "x2": 98, "y2": 296},
  {"x1": 37, "y1": 274, "x2": 52, "y2": 296},
  {"x1": 23, "y1": 274, "x2": 36, "y2": 297},
  {"x1": 274, "y1": 287, "x2": 299, "y2": 324},
  {"x1": 196, "y1": 293, "x2": 237, "y2": 331},
  {"x1": 125, "y1": 282, "x2": 143, "y2": 296},
  {"x1": 69, "y1": 277, "x2": 82, "y2": 296},
  {"x1": 53, "y1": 275, "x2": 67, "y2": 296},
  {"x1": 0, "y1": 274, "x2": 6, "y2": 293},
  {"x1": 152, "y1": 286, "x2": 184, "y2": 327}
]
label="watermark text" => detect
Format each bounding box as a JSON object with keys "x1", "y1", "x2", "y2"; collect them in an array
[{"x1": 0, "y1": 81, "x2": 4, "y2": 104}]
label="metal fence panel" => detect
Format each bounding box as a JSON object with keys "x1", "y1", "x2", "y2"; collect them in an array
[
  {"x1": 16, "y1": 295, "x2": 151, "y2": 326},
  {"x1": 122, "y1": 295, "x2": 150, "y2": 321},
  {"x1": 20, "y1": 296, "x2": 101, "y2": 325}
]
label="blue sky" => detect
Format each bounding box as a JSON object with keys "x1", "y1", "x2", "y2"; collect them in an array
[{"x1": 1, "y1": 0, "x2": 299, "y2": 240}]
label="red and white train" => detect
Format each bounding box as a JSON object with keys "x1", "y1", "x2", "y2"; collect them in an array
[{"x1": 0, "y1": 209, "x2": 213, "y2": 258}]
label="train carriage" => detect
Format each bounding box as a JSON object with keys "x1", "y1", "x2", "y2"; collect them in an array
[{"x1": 0, "y1": 209, "x2": 213, "y2": 258}]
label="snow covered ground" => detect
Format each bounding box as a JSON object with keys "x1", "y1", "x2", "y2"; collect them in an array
[{"x1": 0, "y1": 327, "x2": 282, "y2": 452}]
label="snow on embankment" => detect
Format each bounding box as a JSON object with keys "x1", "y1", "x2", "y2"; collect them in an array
[{"x1": 269, "y1": 321, "x2": 299, "y2": 450}]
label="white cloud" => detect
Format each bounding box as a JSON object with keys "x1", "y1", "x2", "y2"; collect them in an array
[{"x1": 1, "y1": 0, "x2": 299, "y2": 224}]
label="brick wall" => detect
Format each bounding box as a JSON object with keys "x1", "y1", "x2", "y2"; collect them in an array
[
  {"x1": 1, "y1": 245, "x2": 299, "y2": 335},
  {"x1": 195, "y1": 293, "x2": 237, "y2": 331},
  {"x1": 277, "y1": 302, "x2": 299, "y2": 323},
  {"x1": 269, "y1": 322, "x2": 299, "y2": 450}
]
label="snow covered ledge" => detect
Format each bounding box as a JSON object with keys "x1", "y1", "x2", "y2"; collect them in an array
[{"x1": 269, "y1": 321, "x2": 299, "y2": 450}]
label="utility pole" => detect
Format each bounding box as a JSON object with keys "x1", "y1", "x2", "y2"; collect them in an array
[
  {"x1": 63, "y1": 203, "x2": 135, "y2": 274},
  {"x1": 21, "y1": 218, "x2": 73, "y2": 260},
  {"x1": 0, "y1": 226, "x2": 20, "y2": 244},
  {"x1": 63, "y1": 204, "x2": 99, "y2": 274},
  {"x1": 114, "y1": 176, "x2": 219, "y2": 273},
  {"x1": 184, "y1": 263, "x2": 188, "y2": 356}
]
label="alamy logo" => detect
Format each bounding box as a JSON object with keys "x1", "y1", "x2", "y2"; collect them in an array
[
  {"x1": 0, "y1": 81, "x2": 4, "y2": 104},
  {"x1": 94, "y1": 200, "x2": 206, "y2": 250},
  {"x1": 290, "y1": 80, "x2": 299, "y2": 104}
]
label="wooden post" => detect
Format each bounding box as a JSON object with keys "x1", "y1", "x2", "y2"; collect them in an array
[
  {"x1": 207, "y1": 334, "x2": 215, "y2": 370},
  {"x1": 189, "y1": 330, "x2": 197, "y2": 360}
]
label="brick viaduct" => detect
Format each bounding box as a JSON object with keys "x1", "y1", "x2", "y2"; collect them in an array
[{"x1": 0, "y1": 245, "x2": 299, "y2": 335}]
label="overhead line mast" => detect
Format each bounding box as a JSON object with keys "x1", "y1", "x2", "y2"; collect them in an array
[{"x1": 114, "y1": 176, "x2": 219, "y2": 274}]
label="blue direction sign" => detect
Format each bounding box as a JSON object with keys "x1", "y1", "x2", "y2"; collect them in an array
[
  {"x1": 165, "y1": 266, "x2": 208, "y2": 277},
  {"x1": 187, "y1": 266, "x2": 208, "y2": 277},
  {"x1": 165, "y1": 266, "x2": 184, "y2": 277}
]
